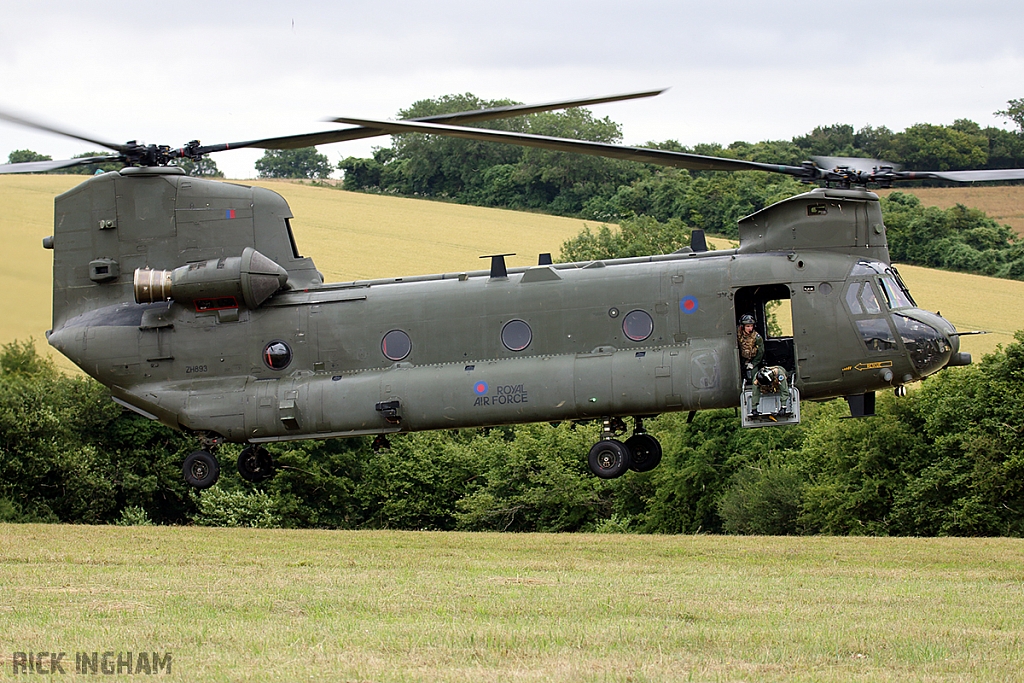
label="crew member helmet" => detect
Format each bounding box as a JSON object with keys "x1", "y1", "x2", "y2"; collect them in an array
[
  {"x1": 755, "y1": 367, "x2": 774, "y2": 386},
  {"x1": 739, "y1": 314, "x2": 755, "y2": 325}
]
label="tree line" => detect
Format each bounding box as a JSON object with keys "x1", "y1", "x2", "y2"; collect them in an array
[
  {"x1": 336, "y1": 94, "x2": 1024, "y2": 281},
  {"x1": 334, "y1": 93, "x2": 1024, "y2": 216},
  {"x1": 3, "y1": 335, "x2": 1023, "y2": 536}
]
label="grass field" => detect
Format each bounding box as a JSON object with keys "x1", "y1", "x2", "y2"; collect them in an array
[
  {"x1": 0, "y1": 175, "x2": 1019, "y2": 363},
  {"x1": 1, "y1": 525, "x2": 1022, "y2": 682},
  {"x1": 876, "y1": 185, "x2": 1024, "y2": 235}
]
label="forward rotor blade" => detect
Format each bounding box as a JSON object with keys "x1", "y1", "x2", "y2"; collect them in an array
[
  {"x1": 0, "y1": 108, "x2": 126, "y2": 152},
  {"x1": 0, "y1": 155, "x2": 122, "y2": 175},
  {"x1": 895, "y1": 168, "x2": 1024, "y2": 183},
  {"x1": 812, "y1": 155, "x2": 901, "y2": 174},
  {"x1": 208, "y1": 89, "x2": 667, "y2": 152},
  {"x1": 331, "y1": 117, "x2": 813, "y2": 176}
]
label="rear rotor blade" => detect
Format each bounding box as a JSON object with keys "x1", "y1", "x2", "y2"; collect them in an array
[
  {"x1": 335, "y1": 88, "x2": 667, "y2": 126},
  {"x1": 0, "y1": 155, "x2": 123, "y2": 175},
  {"x1": 208, "y1": 89, "x2": 667, "y2": 152},
  {"x1": 331, "y1": 116, "x2": 814, "y2": 177},
  {"x1": 0, "y1": 108, "x2": 126, "y2": 153}
]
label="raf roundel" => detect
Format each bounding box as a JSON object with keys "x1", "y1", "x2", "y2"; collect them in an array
[
  {"x1": 473, "y1": 381, "x2": 489, "y2": 395},
  {"x1": 680, "y1": 296, "x2": 699, "y2": 314}
]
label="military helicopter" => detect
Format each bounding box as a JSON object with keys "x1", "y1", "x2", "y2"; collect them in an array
[{"x1": 2, "y1": 92, "x2": 1022, "y2": 489}]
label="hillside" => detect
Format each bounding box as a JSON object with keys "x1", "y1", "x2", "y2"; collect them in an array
[
  {"x1": 876, "y1": 185, "x2": 1024, "y2": 235},
  {"x1": 0, "y1": 175, "x2": 1018, "y2": 365}
]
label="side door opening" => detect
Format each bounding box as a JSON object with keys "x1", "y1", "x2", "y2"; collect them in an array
[{"x1": 734, "y1": 284, "x2": 800, "y2": 428}]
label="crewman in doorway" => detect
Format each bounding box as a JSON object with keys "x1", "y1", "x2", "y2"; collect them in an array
[{"x1": 737, "y1": 314, "x2": 764, "y2": 380}]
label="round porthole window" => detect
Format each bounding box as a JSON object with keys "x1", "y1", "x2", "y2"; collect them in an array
[
  {"x1": 263, "y1": 340, "x2": 292, "y2": 370},
  {"x1": 622, "y1": 310, "x2": 654, "y2": 342},
  {"x1": 501, "y1": 319, "x2": 532, "y2": 352},
  {"x1": 381, "y1": 329, "x2": 412, "y2": 361}
]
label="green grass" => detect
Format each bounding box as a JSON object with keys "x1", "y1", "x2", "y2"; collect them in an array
[{"x1": 2, "y1": 525, "x2": 1023, "y2": 682}]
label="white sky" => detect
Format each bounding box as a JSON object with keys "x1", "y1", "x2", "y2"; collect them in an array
[{"x1": 1, "y1": 0, "x2": 1022, "y2": 179}]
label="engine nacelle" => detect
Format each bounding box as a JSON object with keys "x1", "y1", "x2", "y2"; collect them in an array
[{"x1": 134, "y1": 247, "x2": 289, "y2": 309}]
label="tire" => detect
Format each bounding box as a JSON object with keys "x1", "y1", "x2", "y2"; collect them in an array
[
  {"x1": 625, "y1": 433, "x2": 663, "y2": 472},
  {"x1": 183, "y1": 450, "x2": 220, "y2": 489},
  {"x1": 237, "y1": 446, "x2": 275, "y2": 483},
  {"x1": 587, "y1": 439, "x2": 631, "y2": 479}
]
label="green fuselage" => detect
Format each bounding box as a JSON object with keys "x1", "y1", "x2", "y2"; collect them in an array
[{"x1": 45, "y1": 170, "x2": 961, "y2": 444}]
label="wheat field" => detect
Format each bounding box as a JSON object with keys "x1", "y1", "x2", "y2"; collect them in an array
[
  {"x1": 877, "y1": 185, "x2": 1024, "y2": 235},
  {"x1": 0, "y1": 175, "x2": 1018, "y2": 365}
]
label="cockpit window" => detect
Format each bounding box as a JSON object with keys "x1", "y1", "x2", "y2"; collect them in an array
[
  {"x1": 879, "y1": 276, "x2": 913, "y2": 309},
  {"x1": 856, "y1": 318, "x2": 898, "y2": 352},
  {"x1": 845, "y1": 281, "x2": 881, "y2": 315}
]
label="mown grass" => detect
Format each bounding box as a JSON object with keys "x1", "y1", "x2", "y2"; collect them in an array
[
  {"x1": 1, "y1": 525, "x2": 1022, "y2": 682},
  {"x1": 0, "y1": 175, "x2": 1019, "y2": 361}
]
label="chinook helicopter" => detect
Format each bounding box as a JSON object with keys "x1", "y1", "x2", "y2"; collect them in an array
[{"x1": 3, "y1": 92, "x2": 1022, "y2": 489}]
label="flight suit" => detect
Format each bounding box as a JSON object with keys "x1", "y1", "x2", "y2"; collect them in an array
[{"x1": 751, "y1": 365, "x2": 790, "y2": 414}]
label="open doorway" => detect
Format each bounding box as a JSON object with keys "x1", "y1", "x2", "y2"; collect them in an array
[{"x1": 734, "y1": 284, "x2": 795, "y2": 373}]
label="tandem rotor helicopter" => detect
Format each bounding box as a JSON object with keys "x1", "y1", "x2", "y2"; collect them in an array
[{"x1": 3, "y1": 90, "x2": 1023, "y2": 489}]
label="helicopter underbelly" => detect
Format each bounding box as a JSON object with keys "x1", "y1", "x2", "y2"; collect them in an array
[{"x1": 111, "y1": 339, "x2": 739, "y2": 443}]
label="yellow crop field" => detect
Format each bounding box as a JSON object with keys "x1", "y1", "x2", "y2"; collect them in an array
[
  {"x1": 876, "y1": 185, "x2": 1024, "y2": 235},
  {"x1": 0, "y1": 175, "x2": 1019, "y2": 367}
]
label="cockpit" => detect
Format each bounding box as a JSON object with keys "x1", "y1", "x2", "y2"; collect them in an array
[{"x1": 844, "y1": 260, "x2": 957, "y2": 377}]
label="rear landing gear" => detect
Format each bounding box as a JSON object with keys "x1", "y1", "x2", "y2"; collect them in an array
[
  {"x1": 237, "y1": 445, "x2": 275, "y2": 483},
  {"x1": 586, "y1": 416, "x2": 663, "y2": 479}
]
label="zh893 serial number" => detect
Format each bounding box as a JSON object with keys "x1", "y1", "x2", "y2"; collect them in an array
[{"x1": 185, "y1": 365, "x2": 208, "y2": 374}]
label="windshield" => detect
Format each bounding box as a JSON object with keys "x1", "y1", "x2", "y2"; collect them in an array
[{"x1": 879, "y1": 275, "x2": 913, "y2": 309}]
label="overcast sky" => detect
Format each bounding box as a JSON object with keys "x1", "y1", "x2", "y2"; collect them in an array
[{"x1": 1, "y1": 0, "x2": 1022, "y2": 179}]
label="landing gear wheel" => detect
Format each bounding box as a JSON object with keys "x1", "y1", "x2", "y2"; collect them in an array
[
  {"x1": 588, "y1": 439, "x2": 632, "y2": 479},
  {"x1": 625, "y1": 433, "x2": 662, "y2": 472},
  {"x1": 183, "y1": 450, "x2": 220, "y2": 489},
  {"x1": 237, "y1": 445, "x2": 275, "y2": 483}
]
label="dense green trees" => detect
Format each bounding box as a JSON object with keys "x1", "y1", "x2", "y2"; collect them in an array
[
  {"x1": 0, "y1": 341, "x2": 194, "y2": 524},
  {"x1": 340, "y1": 93, "x2": 643, "y2": 215},
  {"x1": 171, "y1": 156, "x2": 224, "y2": 178},
  {"x1": 881, "y1": 192, "x2": 1024, "y2": 278},
  {"x1": 6, "y1": 149, "x2": 51, "y2": 164},
  {"x1": 5, "y1": 335, "x2": 1024, "y2": 536},
  {"x1": 338, "y1": 96, "x2": 1024, "y2": 219},
  {"x1": 256, "y1": 147, "x2": 332, "y2": 179},
  {"x1": 55, "y1": 152, "x2": 123, "y2": 175}
]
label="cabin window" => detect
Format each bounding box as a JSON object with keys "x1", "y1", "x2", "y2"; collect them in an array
[
  {"x1": 263, "y1": 341, "x2": 292, "y2": 370},
  {"x1": 622, "y1": 310, "x2": 654, "y2": 342},
  {"x1": 764, "y1": 299, "x2": 793, "y2": 338},
  {"x1": 501, "y1": 320, "x2": 532, "y2": 352},
  {"x1": 381, "y1": 330, "x2": 412, "y2": 361}
]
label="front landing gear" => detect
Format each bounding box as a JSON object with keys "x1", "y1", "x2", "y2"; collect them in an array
[
  {"x1": 586, "y1": 417, "x2": 663, "y2": 479},
  {"x1": 183, "y1": 450, "x2": 220, "y2": 489},
  {"x1": 588, "y1": 440, "x2": 631, "y2": 479},
  {"x1": 237, "y1": 445, "x2": 275, "y2": 483}
]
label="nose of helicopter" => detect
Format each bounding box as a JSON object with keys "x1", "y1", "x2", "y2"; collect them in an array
[{"x1": 892, "y1": 309, "x2": 970, "y2": 376}]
